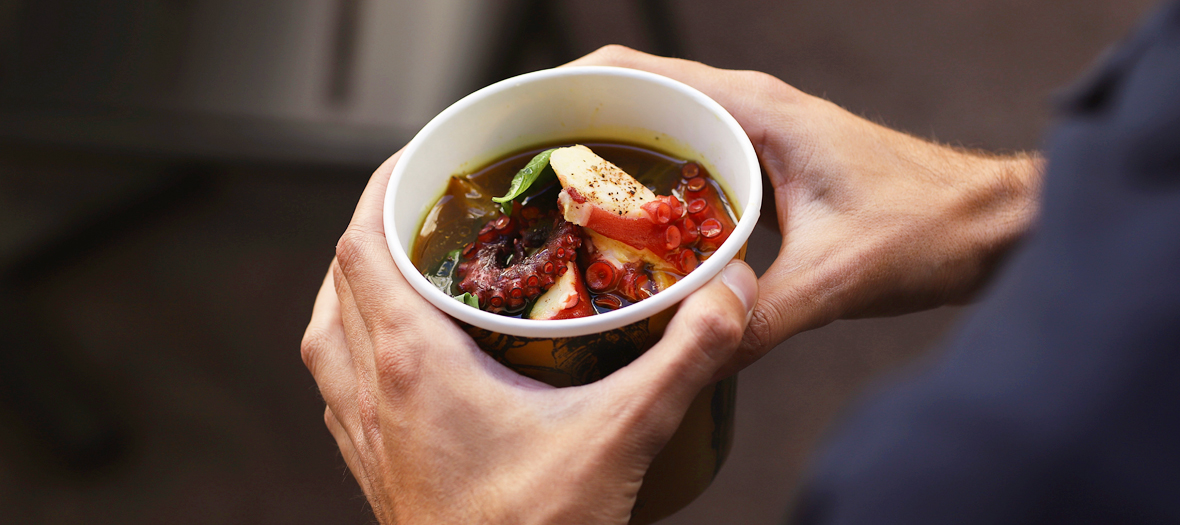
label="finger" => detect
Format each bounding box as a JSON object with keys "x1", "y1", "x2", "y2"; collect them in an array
[
  {"x1": 302, "y1": 266, "x2": 360, "y2": 414},
  {"x1": 334, "y1": 152, "x2": 469, "y2": 343},
  {"x1": 606, "y1": 260, "x2": 758, "y2": 420},
  {"x1": 563, "y1": 45, "x2": 796, "y2": 145},
  {"x1": 333, "y1": 150, "x2": 405, "y2": 320},
  {"x1": 324, "y1": 406, "x2": 370, "y2": 494},
  {"x1": 333, "y1": 258, "x2": 377, "y2": 380},
  {"x1": 334, "y1": 228, "x2": 468, "y2": 402},
  {"x1": 562, "y1": 46, "x2": 723, "y2": 94},
  {"x1": 720, "y1": 257, "x2": 843, "y2": 380}
]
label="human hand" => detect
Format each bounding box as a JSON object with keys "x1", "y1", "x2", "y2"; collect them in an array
[
  {"x1": 568, "y1": 46, "x2": 1044, "y2": 378},
  {"x1": 301, "y1": 152, "x2": 758, "y2": 524}
]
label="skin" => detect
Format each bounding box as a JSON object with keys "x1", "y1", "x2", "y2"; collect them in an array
[
  {"x1": 563, "y1": 47, "x2": 1043, "y2": 379},
  {"x1": 303, "y1": 149, "x2": 759, "y2": 524},
  {"x1": 302, "y1": 46, "x2": 1043, "y2": 524}
]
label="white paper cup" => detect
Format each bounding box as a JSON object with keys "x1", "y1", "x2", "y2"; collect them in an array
[{"x1": 383, "y1": 66, "x2": 760, "y2": 524}]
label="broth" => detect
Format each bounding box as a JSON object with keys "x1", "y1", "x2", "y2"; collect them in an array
[{"x1": 411, "y1": 142, "x2": 736, "y2": 318}]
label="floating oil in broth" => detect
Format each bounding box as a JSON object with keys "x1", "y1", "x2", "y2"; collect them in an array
[{"x1": 411, "y1": 142, "x2": 737, "y2": 318}]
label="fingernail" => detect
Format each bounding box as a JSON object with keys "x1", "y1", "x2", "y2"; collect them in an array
[{"x1": 720, "y1": 260, "x2": 757, "y2": 323}]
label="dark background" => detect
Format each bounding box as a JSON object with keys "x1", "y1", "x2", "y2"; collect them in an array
[{"x1": 0, "y1": 1, "x2": 1157, "y2": 523}]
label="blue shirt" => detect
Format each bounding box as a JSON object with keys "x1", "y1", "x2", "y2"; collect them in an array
[{"x1": 793, "y1": 2, "x2": 1180, "y2": 523}]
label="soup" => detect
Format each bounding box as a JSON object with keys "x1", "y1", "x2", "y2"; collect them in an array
[{"x1": 411, "y1": 142, "x2": 736, "y2": 320}]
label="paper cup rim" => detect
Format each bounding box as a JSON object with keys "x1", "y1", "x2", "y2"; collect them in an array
[{"x1": 384, "y1": 66, "x2": 761, "y2": 338}]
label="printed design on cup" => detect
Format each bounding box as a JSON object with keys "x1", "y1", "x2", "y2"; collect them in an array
[
  {"x1": 463, "y1": 319, "x2": 650, "y2": 387},
  {"x1": 550, "y1": 322, "x2": 648, "y2": 385}
]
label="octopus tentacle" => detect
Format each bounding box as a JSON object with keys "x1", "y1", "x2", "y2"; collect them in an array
[
  {"x1": 457, "y1": 208, "x2": 582, "y2": 314},
  {"x1": 452, "y1": 145, "x2": 733, "y2": 317},
  {"x1": 578, "y1": 232, "x2": 658, "y2": 306},
  {"x1": 681, "y1": 171, "x2": 734, "y2": 253},
  {"x1": 551, "y1": 145, "x2": 734, "y2": 276}
]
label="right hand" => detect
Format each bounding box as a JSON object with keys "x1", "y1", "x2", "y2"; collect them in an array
[
  {"x1": 302, "y1": 150, "x2": 759, "y2": 525},
  {"x1": 568, "y1": 46, "x2": 1044, "y2": 378}
]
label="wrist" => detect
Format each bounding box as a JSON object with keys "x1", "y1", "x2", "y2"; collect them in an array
[
  {"x1": 829, "y1": 140, "x2": 1046, "y2": 319},
  {"x1": 948, "y1": 151, "x2": 1044, "y2": 303}
]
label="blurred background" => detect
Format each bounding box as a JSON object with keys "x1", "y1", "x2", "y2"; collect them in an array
[{"x1": 0, "y1": 0, "x2": 1158, "y2": 523}]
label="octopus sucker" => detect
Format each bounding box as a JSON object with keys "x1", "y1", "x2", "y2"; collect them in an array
[
  {"x1": 552, "y1": 145, "x2": 732, "y2": 272},
  {"x1": 425, "y1": 143, "x2": 734, "y2": 319},
  {"x1": 457, "y1": 209, "x2": 584, "y2": 314},
  {"x1": 664, "y1": 225, "x2": 681, "y2": 250},
  {"x1": 592, "y1": 294, "x2": 623, "y2": 310},
  {"x1": 700, "y1": 218, "x2": 723, "y2": 238},
  {"x1": 527, "y1": 261, "x2": 595, "y2": 320},
  {"x1": 585, "y1": 261, "x2": 618, "y2": 292}
]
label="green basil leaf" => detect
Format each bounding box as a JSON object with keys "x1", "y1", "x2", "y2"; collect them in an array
[
  {"x1": 492, "y1": 148, "x2": 557, "y2": 214},
  {"x1": 454, "y1": 292, "x2": 480, "y2": 309}
]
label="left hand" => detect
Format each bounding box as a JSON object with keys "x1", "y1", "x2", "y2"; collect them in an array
[
  {"x1": 301, "y1": 151, "x2": 758, "y2": 524},
  {"x1": 566, "y1": 46, "x2": 1043, "y2": 380}
]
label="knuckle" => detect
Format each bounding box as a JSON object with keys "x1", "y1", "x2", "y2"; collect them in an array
[
  {"x1": 741, "y1": 70, "x2": 801, "y2": 104},
  {"x1": 744, "y1": 307, "x2": 774, "y2": 355},
  {"x1": 300, "y1": 329, "x2": 330, "y2": 374},
  {"x1": 690, "y1": 302, "x2": 745, "y2": 351},
  {"x1": 334, "y1": 227, "x2": 377, "y2": 273},
  {"x1": 730, "y1": 307, "x2": 774, "y2": 371},
  {"x1": 749, "y1": 70, "x2": 781, "y2": 90},
  {"x1": 370, "y1": 330, "x2": 422, "y2": 392},
  {"x1": 588, "y1": 44, "x2": 641, "y2": 65}
]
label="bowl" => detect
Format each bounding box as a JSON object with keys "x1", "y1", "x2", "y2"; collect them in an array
[{"x1": 383, "y1": 66, "x2": 760, "y2": 524}]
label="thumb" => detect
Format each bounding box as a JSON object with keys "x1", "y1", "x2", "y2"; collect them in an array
[
  {"x1": 607, "y1": 260, "x2": 758, "y2": 423},
  {"x1": 712, "y1": 258, "x2": 844, "y2": 382}
]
